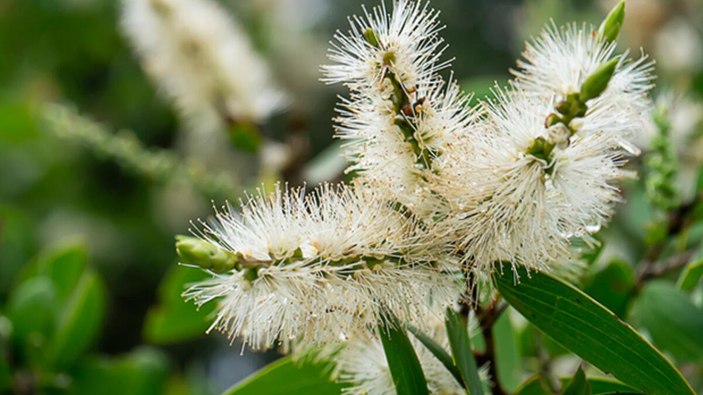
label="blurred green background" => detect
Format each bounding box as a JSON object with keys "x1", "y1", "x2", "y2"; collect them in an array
[{"x1": 1, "y1": 0, "x2": 702, "y2": 394}]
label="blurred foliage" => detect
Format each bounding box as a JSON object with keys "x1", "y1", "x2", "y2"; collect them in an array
[{"x1": 0, "y1": 0, "x2": 702, "y2": 394}]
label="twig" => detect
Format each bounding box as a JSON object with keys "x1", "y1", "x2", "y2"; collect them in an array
[
  {"x1": 642, "y1": 193, "x2": 701, "y2": 265},
  {"x1": 534, "y1": 331, "x2": 559, "y2": 394},
  {"x1": 637, "y1": 249, "x2": 695, "y2": 285},
  {"x1": 637, "y1": 193, "x2": 701, "y2": 286},
  {"x1": 462, "y1": 292, "x2": 508, "y2": 395}
]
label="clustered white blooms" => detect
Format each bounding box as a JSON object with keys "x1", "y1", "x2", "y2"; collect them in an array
[
  {"x1": 120, "y1": 0, "x2": 286, "y2": 128},
  {"x1": 175, "y1": 0, "x2": 654, "y2": 391},
  {"x1": 321, "y1": 0, "x2": 473, "y2": 217},
  {"x1": 181, "y1": 183, "x2": 460, "y2": 350}
]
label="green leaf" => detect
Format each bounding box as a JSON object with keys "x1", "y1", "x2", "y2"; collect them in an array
[
  {"x1": 6, "y1": 277, "x2": 57, "y2": 366},
  {"x1": 494, "y1": 264, "x2": 695, "y2": 394},
  {"x1": 41, "y1": 245, "x2": 88, "y2": 303},
  {"x1": 631, "y1": 281, "x2": 703, "y2": 362},
  {"x1": 71, "y1": 348, "x2": 169, "y2": 395},
  {"x1": 516, "y1": 376, "x2": 639, "y2": 395},
  {"x1": 143, "y1": 265, "x2": 215, "y2": 344},
  {"x1": 445, "y1": 308, "x2": 483, "y2": 395},
  {"x1": 677, "y1": 255, "x2": 703, "y2": 292},
  {"x1": 583, "y1": 259, "x2": 635, "y2": 317},
  {"x1": 223, "y1": 356, "x2": 348, "y2": 395},
  {"x1": 563, "y1": 367, "x2": 591, "y2": 395},
  {"x1": 0, "y1": 360, "x2": 9, "y2": 392},
  {"x1": 408, "y1": 325, "x2": 463, "y2": 387},
  {"x1": 8, "y1": 243, "x2": 106, "y2": 369},
  {"x1": 379, "y1": 315, "x2": 429, "y2": 395},
  {"x1": 493, "y1": 309, "x2": 521, "y2": 392},
  {"x1": 0, "y1": 318, "x2": 12, "y2": 393},
  {"x1": 43, "y1": 270, "x2": 106, "y2": 369},
  {"x1": 13, "y1": 243, "x2": 87, "y2": 300},
  {"x1": 695, "y1": 164, "x2": 703, "y2": 194}
]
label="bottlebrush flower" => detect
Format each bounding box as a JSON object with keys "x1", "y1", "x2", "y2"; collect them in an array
[
  {"x1": 178, "y1": 183, "x2": 460, "y2": 350},
  {"x1": 322, "y1": 0, "x2": 474, "y2": 217},
  {"x1": 321, "y1": 0, "x2": 446, "y2": 91},
  {"x1": 120, "y1": 0, "x2": 287, "y2": 127},
  {"x1": 512, "y1": 22, "x2": 654, "y2": 152},
  {"x1": 436, "y1": 88, "x2": 629, "y2": 275}
]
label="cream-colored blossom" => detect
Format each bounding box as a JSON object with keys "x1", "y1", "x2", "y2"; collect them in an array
[
  {"x1": 437, "y1": 88, "x2": 628, "y2": 275},
  {"x1": 184, "y1": 183, "x2": 460, "y2": 350},
  {"x1": 121, "y1": 0, "x2": 287, "y2": 127}
]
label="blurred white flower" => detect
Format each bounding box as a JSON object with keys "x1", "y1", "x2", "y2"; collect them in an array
[
  {"x1": 183, "y1": 183, "x2": 460, "y2": 350},
  {"x1": 654, "y1": 18, "x2": 703, "y2": 75},
  {"x1": 120, "y1": 0, "x2": 287, "y2": 127}
]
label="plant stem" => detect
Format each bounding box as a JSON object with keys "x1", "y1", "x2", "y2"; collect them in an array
[
  {"x1": 460, "y1": 285, "x2": 508, "y2": 395},
  {"x1": 637, "y1": 192, "x2": 702, "y2": 286}
]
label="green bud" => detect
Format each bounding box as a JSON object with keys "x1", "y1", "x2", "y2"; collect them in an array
[
  {"x1": 175, "y1": 235, "x2": 239, "y2": 273},
  {"x1": 579, "y1": 58, "x2": 618, "y2": 102},
  {"x1": 363, "y1": 28, "x2": 381, "y2": 48},
  {"x1": 545, "y1": 113, "x2": 562, "y2": 128},
  {"x1": 228, "y1": 121, "x2": 261, "y2": 154},
  {"x1": 526, "y1": 137, "x2": 555, "y2": 163},
  {"x1": 598, "y1": 0, "x2": 625, "y2": 43}
]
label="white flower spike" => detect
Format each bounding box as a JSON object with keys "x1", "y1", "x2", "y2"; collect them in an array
[
  {"x1": 121, "y1": 0, "x2": 287, "y2": 127},
  {"x1": 180, "y1": 183, "x2": 460, "y2": 350}
]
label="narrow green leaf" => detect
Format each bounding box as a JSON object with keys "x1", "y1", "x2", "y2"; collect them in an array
[
  {"x1": 516, "y1": 375, "x2": 639, "y2": 395},
  {"x1": 223, "y1": 356, "x2": 347, "y2": 395},
  {"x1": 695, "y1": 164, "x2": 703, "y2": 193},
  {"x1": 494, "y1": 264, "x2": 695, "y2": 394},
  {"x1": 563, "y1": 367, "x2": 591, "y2": 395},
  {"x1": 445, "y1": 308, "x2": 484, "y2": 395},
  {"x1": 408, "y1": 325, "x2": 464, "y2": 387},
  {"x1": 631, "y1": 281, "x2": 703, "y2": 362},
  {"x1": 379, "y1": 315, "x2": 429, "y2": 395},
  {"x1": 493, "y1": 310, "x2": 522, "y2": 392},
  {"x1": 677, "y1": 256, "x2": 703, "y2": 292}
]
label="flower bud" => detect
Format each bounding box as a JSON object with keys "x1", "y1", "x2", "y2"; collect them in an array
[
  {"x1": 580, "y1": 58, "x2": 618, "y2": 102},
  {"x1": 175, "y1": 235, "x2": 239, "y2": 273},
  {"x1": 363, "y1": 28, "x2": 381, "y2": 48},
  {"x1": 598, "y1": 0, "x2": 625, "y2": 43}
]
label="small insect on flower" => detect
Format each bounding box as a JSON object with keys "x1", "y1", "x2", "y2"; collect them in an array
[{"x1": 178, "y1": 183, "x2": 461, "y2": 350}]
